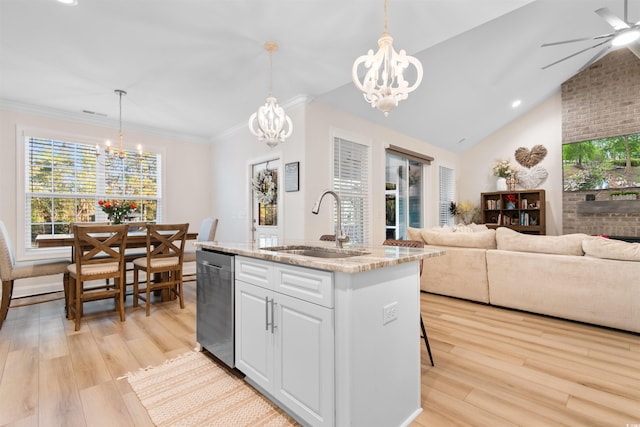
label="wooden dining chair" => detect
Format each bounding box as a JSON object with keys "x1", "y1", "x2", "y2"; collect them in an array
[
  {"x1": 132, "y1": 223, "x2": 189, "y2": 316},
  {"x1": 0, "y1": 220, "x2": 71, "y2": 330},
  {"x1": 183, "y1": 217, "x2": 218, "y2": 263},
  {"x1": 67, "y1": 224, "x2": 129, "y2": 331},
  {"x1": 382, "y1": 239, "x2": 435, "y2": 366}
]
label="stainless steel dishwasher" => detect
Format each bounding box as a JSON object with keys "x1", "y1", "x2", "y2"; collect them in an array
[{"x1": 196, "y1": 248, "x2": 235, "y2": 368}]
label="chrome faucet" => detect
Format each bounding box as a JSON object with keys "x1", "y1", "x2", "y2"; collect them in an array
[{"x1": 312, "y1": 190, "x2": 349, "y2": 248}]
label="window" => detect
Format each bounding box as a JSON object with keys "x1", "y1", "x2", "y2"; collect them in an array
[
  {"x1": 439, "y1": 166, "x2": 455, "y2": 226},
  {"x1": 25, "y1": 136, "x2": 161, "y2": 249},
  {"x1": 333, "y1": 136, "x2": 370, "y2": 244},
  {"x1": 385, "y1": 153, "x2": 424, "y2": 239}
]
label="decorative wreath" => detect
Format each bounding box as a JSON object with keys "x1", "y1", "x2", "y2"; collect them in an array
[{"x1": 252, "y1": 169, "x2": 277, "y2": 204}]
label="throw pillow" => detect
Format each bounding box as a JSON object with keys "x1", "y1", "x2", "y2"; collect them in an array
[
  {"x1": 421, "y1": 229, "x2": 496, "y2": 249},
  {"x1": 583, "y1": 237, "x2": 640, "y2": 262},
  {"x1": 406, "y1": 227, "x2": 424, "y2": 243},
  {"x1": 495, "y1": 227, "x2": 588, "y2": 256}
]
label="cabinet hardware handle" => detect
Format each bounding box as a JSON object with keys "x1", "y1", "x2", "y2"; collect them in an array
[
  {"x1": 270, "y1": 300, "x2": 276, "y2": 333},
  {"x1": 265, "y1": 296, "x2": 270, "y2": 331},
  {"x1": 201, "y1": 261, "x2": 223, "y2": 270}
]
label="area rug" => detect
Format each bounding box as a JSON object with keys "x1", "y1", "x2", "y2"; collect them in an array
[{"x1": 124, "y1": 351, "x2": 298, "y2": 426}]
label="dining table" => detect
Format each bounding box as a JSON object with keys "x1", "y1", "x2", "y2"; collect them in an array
[{"x1": 36, "y1": 229, "x2": 198, "y2": 312}]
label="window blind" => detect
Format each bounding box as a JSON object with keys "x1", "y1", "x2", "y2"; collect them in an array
[
  {"x1": 333, "y1": 136, "x2": 370, "y2": 244},
  {"x1": 438, "y1": 166, "x2": 455, "y2": 226},
  {"x1": 25, "y1": 136, "x2": 161, "y2": 249}
]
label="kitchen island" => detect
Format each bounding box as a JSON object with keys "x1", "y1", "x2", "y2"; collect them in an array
[{"x1": 195, "y1": 241, "x2": 444, "y2": 427}]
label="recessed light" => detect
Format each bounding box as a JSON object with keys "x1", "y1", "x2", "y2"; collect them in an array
[
  {"x1": 511, "y1": 100, "x2": 522, "y2": 108},
  {"x1": 57, "y1": 0, "x2": 78, "y2": 5}
]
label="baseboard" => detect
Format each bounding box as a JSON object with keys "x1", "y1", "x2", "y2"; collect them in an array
[{"x1": 12, "y1": 281, "x2": 63, "y2": 298}]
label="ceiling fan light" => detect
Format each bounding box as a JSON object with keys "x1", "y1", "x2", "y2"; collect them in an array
[{"x1": 611, "y1": 29, "x2": 640, "y2": 46}]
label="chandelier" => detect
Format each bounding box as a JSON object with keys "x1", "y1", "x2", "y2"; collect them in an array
[
  {"x1": 352, "y1": 0, "x2": 423, "y2": 116},
  {"x1": 248, "y1": 41, "x2": 293, "y2": 148},
  {"x1": 96, "y1": 89, "x2": 142, "y2": 165}
]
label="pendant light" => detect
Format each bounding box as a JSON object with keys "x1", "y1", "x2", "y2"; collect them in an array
[
  {"x1": 352, "y1": 0, "x2": 423, "y2": 116},
  {"x1": 248, "y1": 41, "x2": 293, "y2": 148},
  {"x1": 96, "y1": 89, "x2": 142, "y2": 165}
]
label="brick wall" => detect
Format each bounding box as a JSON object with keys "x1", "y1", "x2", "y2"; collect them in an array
[{"x1": 561, "y1": 49, "x2": 640, "y2": 236}]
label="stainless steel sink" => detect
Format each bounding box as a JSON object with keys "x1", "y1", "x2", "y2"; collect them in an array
[{"x1": 262, "y1": 245, "x2": 369, "y2": 258}]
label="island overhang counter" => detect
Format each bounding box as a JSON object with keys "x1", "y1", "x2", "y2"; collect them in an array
[{"x1": 194, "y1": 241, "x2": 444, "y2": 427}]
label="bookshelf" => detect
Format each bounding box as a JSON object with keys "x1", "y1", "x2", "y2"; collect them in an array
[{"x1": 480, "y1": 189, "x2": 546, "y2": 235}]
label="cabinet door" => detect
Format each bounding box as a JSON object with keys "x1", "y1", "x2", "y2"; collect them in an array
[
  {"x1": 235, "y1": 280, "x2": 274, "y2": 392},
  {"x1": 274, "y1": 292, "x2": 335, "y2": 427}
]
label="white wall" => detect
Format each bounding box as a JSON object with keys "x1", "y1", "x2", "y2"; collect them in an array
[
  {"x1": 0, "y1": 107, "x2": 212, "y2": 296},
  {"x1": 211, "y1": 103, "x2": 308, "y2": 243},
  {"x1": 304, "y1": 102, "x2": 460, "y2": 244},
  {"x1": 211, "y1": 101, "x2": 461, "y2": 246},
  {"x1": 459, "y1": 92, "x2": 563, "y2": 235}
]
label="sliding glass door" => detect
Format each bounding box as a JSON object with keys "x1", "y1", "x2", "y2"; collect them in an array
[{"x1": 385, "y1": 154, "x2": 424, "y2": 239}]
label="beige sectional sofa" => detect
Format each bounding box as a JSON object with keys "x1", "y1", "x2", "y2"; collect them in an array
[{"x1": 408, "y1": 226, "x2": 640, "y2": 333}]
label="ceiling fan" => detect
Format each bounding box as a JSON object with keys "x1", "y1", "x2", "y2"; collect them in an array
[{"x1": 541, "y1": 0, "x2": 640, "y2": 70}]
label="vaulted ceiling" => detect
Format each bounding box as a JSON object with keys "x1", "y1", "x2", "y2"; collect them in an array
[{"x1": 1, "y1": 0, "x2": 639, "y2": 152}]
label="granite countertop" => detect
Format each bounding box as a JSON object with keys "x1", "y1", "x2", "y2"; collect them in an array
[{"x1": 193, "y1": 240, "x2": 445, "y2": 274}]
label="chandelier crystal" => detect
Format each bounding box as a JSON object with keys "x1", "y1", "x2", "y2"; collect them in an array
[
  {"x1": 96, "y1": 89, "x2": 142, "y2": 165},
  {"x1": 249, "y1": 41, "x2": 293, "y2": 148},
  {"x1": 352, "y1": 0, "x2": 423, "y2": 116}
]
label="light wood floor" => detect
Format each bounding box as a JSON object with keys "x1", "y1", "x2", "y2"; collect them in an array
[{"x1": 1, "y1": 284, "x2": 639, "y2": 426}]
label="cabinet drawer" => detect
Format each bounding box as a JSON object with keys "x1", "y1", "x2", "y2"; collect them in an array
[
  {"x1": 274, "y1": 264, "x2": 333, "y2": 308},
  {"x1": 235, "y1": 256, "x2": 273, "y2": 288}
]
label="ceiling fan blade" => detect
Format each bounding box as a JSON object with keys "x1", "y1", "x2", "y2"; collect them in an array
[
  {"x1": 541, "y1": 33, "x2": 614, "y2": 47},
  {"x1": 541, "y1": 38, "x2": 611, "y2": 70},
  {"x1": 595, "y1": 7, "x2": 630, "y2": 30},
  {"x1": 577, "y1": 45, "x2": 612, "y2": 72},
  {"x1": 542, "y1": 37, "x2": 597, "y2": 47}
]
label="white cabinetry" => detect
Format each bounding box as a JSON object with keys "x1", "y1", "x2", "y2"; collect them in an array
[{"x1": 235, "y1": 256, "x2": 334, "y2": 427}]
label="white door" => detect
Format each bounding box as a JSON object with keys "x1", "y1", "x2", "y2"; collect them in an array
[
  {"x1": 234, "y1": 280, "x2": 274, "y2": 392},
  {"x1": 274, "y1": 292, "x2": 334, "y2": 427},
  {"x1": 252, "y1": 160, "x2": 281, "y2": 247}
]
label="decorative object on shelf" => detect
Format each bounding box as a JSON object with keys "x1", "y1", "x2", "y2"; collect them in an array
[
  {"x1": 449, "y1": 201, "x2": 479, "y2": 225},
  {"x1": 506, "y1": 174, "x2": 518, "y2": 191},
  {"x1": 514, "y1": 145, "x2": 547, "y2": 168},
  {"x1": 352, "y1": 0, "x2": 423, "y2": 116},
  {"x1": 252, "y1": 168, "x2": 277, "y2": 204},
  {"x1": 248, "y1": 41, "x2": 293, "y2": 148},
  {"x1": 492, "y1": 159, "x2": 517, "y2": 178},
  {"x1": 516, "y1": 164, "x2": 549, "y2": 189},
  {"x1": 492, "y1": 159, "x2": 516, "y2": 191},
  {"x1": 95, "y1": 89, "x2": 143, "y2": 166},
  {"x1": 505, "y1": 194, "x2": 517, "y2": 210},
  {"x1": 496, "y1": 177, "x2": 508, "y2": 191},
  {"x1": 98, "y1": 199, "x2": 138, "y2": 224}
]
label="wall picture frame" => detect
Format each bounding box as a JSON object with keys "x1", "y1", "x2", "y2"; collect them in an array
[{"x1": 285, "y1": 161, "x2": 299, "y2": 192}]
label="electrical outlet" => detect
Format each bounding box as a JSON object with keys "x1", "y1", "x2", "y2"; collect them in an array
[{"x1": 383, "y1": 302, "x2": 398, "y2": 325}]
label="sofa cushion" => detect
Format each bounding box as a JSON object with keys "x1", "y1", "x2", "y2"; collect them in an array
[
  {"x1": 406, "y1": 227, "x2": 424, "y2": 243},
  {"x1": 495, "y1": 227, "x2": 588, "y2": 256},
  {"x1": 421, "y1": 229, "x2": 496, "y2": 249},
  {"x1": 583, "y1": 237, "x2": 640, "y2": 261}
]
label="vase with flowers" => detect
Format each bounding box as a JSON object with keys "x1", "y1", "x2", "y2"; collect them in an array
[
  {"x1": 492, "y1": 159, "x2": 517, "y2": 191},
  {"x1": 504, "y1": 194, "x2": 517, "y2": 210},
  {"x1": 98, "y1": 199, "x2": 138, "y2": 224}
]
